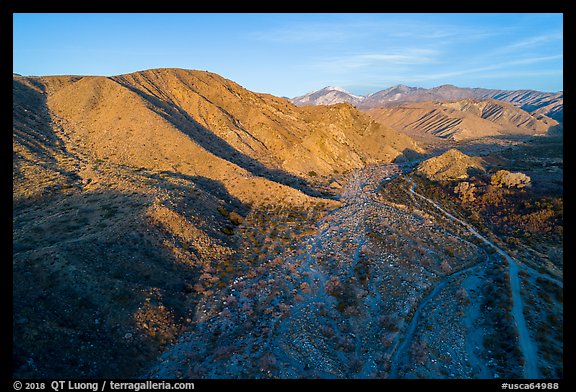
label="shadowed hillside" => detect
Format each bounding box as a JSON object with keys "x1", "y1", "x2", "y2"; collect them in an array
[{"x1": 13, "y1": 69, "x2": 422, "y2": 378}]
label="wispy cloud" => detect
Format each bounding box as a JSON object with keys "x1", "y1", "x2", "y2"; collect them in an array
[
  {"x1": 387, "y1": 24, "x2": 507, "y2": 43},
  {"x1": 248, "y1": 17, "x2": 504, "y2": 45},
  {"x1": 494, "y1": 31, "x2": 562, "y2": 54},
  {"x1": 309, "y1": 48, "x2": 440, "y2": 73},
  {"x1": 473, "y1": 69, "x2": 563, "y2": 80},
  {"x1": 242, "y1": 14, "x2": 562, "y2": 93},
  {"x1": 353, "y1": 52, "x2": 439, "y2": 64},
  {"x1": 409, "y1": 54, "x2": 563, "y2": 81},
  {"x1": 507, "y1": 54, "x2": 563, "y2": 65}
]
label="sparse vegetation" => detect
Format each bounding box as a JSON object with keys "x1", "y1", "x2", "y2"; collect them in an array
[
  {"x1": 13, "y1": 69, "x2": 562, "y2": 380},
  {"x1": 454, "y1": 181, "x2": 476, "y2": 202},
  {"x1": 409, "y1": 159, "x2": 562, "y2": 271},
  {"x1": 220, "y1": 226, "x2": 234, "y2": 235},
  {"x1": 479, "y1": 258, "x2": 523, "y2": 378},
  {"x1": 229, "y1": 211, "x2": 243, "y2": 226},
  {"x1": 491, "y1": 170, "x2": 531, "y2": 189}
]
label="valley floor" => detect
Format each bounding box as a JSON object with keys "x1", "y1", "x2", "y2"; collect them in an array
[{"x1": 146, "y1": 163, "x2": 562, "y2": 379}]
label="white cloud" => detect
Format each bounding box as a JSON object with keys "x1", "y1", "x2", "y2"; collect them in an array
[
  {"x1": 473, "y1": 69, "x2": 563, "y2": 79},
  {"x1": 309, "y1": 49, "x2": 440, "y2": 73},
  {"x1": 248, "y1": 17, "x2": 504, "y2": 45},
  {"x1": 495, "y1": 31, "x2": 563, "y2": 54},
  {"x1": 409, "y1": 54, "x2": 563, "y2": 81}
]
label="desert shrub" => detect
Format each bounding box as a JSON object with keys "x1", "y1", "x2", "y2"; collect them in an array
[
  {"x1": 343, "y1": 305, "x2": 360, "y2": 316},
  {"x1": 324, "y1": 276, "x2": 342, "y2": 296},
  {"x1": 337, "y1": 335, "x2": 355, "y2": 352},
  {"x1": 491, "y1": 170, "x2": 531, "y2": 189},
  {"x1": 220, "y1": 226, "x2": 234, "y2": 236},
  {"x1": 308, "y1": 171, "x2": 318, "y2": 177},
  {"x1": 456, "y1": 287, "x2": 469, "y2": 303},
  {"x1": 519, "y1": 209, "x2": 555, "y2": 234},
  {"x1": 319, "y1": 324, "x2": 335, "y2": 338},
  {"x1": 380, "y1": 333, "x2": 394, "y2": 347},
  {"x1": 454, "y1": 181, "x2": 476, "y2": 202},
  {"x1": 258, "y1": 352, "x2": 278, "y2": 372},
  {"x1": 506, "y1": 236, "x2": 521, "y2": 246},
  {"x1": 300, "y1": 281, "x2": 312, "y2": 294},
  {"x1": 410, "y1": 339, "x2": 429, "y2": 365},
  {"x1": 229, "y1": 211, "x2": 243, "y2": 226},
  {"x1": 440, "y1": 260, "x2": 452, "y2": 274},
  {"x1": 217, "y1": 206, "x2": 230, "y2": 218},
  {"x1": 353, "y1": 257, "x2": 370, "y2": 284},
  {"x1": 377, "y1": 314, "x2": 399, "y2": 332},
  {"x1": 213, "y1": 345, "x2": 235, "y2": 360}
]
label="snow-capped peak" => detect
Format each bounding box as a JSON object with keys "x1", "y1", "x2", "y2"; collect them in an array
[
  {"x1": 319, "y1": 86, "x2": 364, "y2": 100},
  {"x1": 291, "y1": 86, "x2": 365, "y2": 106},
  {"x1": 324, "y1": 86, "x2": 348, "y2": 93}
]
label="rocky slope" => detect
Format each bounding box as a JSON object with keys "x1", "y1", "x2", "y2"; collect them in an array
[
  {"x1": 366, "y1": 99, "x2": 558, "y2": 142},
  {"x1": 416, "y1": 148, "x2": 486, "y2": 180},
  {"x1": 112, "y1": 69, "x2": 422, "y2": 177},
  {"x1": 12, "y1": 68, "x2": 422, "y2": 378},
  {"x1": 14, "y1": 69, "x2": 424, "y2": 204}
]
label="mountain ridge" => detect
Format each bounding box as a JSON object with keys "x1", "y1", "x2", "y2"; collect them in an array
[
  {"x1": 16, "y1": 67, "x2": 422, "y2": 377},
  {"x1": 291, "y1": 84, "x2": 563, "y2": 122},
  {"x1": 14, "y1": 68, "x2": 424, "y2": 209},
  {"x1": 365, "y1": 99, "x2": 558, "y2": 142}
]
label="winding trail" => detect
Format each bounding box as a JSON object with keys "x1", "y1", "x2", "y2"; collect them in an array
[
  {"x1": 146, "y1": 163, "x2": 554, "y2": 379},
  {"x1": 406, "y1": 179, "x2": 540, "y2": 379},
  {"x1": 388, "y1": 261, "x2": 483, "y2": 377}
]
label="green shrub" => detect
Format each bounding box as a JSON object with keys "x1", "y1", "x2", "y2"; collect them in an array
[
  {"x1": 217, "y1": 206, "x2": 230, "y2": 218},
  {"x1": 220, "y1": 226, "x2": 234, "y2": 236},
  {"x1": 229, "y1": 211, "x2": 243, "y2": 226}
]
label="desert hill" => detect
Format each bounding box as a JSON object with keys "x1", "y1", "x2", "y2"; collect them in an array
[
  {"x1": 440, "y1": 99, "x2": 558, "y2": 132},
  {"x1": 13, "y1": 68, "x2": 422, "y2": 378},
  {"x1": 416, "y1": 148, "x2": 486, "y2": 180},
  {"x1": 15, "y1": 69, "x2": 424, "y2": 208},
  {"x1": 366, "y1": 99, "x2": 558, "y2": 142},
  {"x1": 110, "y1": 69, "x2": 421, "y2": 177}
]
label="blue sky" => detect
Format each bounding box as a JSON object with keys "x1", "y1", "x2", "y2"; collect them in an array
[{"x1": 13, "y1": 13, "x2": 563, "y2": 97}]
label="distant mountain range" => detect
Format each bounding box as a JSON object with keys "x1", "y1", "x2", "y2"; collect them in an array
[
  {"x1": 366, "y1": 99, "x2": 559, "y2": 142},
  {"x1": 291, "y1": 85, "x2": 563, "y2": 122}
]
